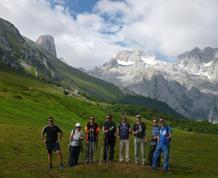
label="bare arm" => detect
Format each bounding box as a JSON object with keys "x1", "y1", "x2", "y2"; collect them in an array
[
  {"x1": 167, "y1": 132, "x2": 172, "y2": 140},
  {"x1": 41, "y1": 127, "x2": 46, "y2": 143},
  {"x1": 157, "y1": 135, "x2": 160, "y2": 143}
]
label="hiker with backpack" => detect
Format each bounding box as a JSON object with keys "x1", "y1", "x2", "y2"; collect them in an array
[
  {"x1": 41, "y1": 117, "x2": 64, "y2": 170},
  {"x1": 152, "y1": 118, "x2": 172, "y2": 172},
  {"x1": 103, "y1": 115, "x2": 117, "y2": 163},
  {"x1": 118, "y1": 115, "x2": 131, "y2": 163},
  {"x1": 68, "y1": 123, "x2": 84, "y2": 167},
  {"x1": 148, "y1": 119, "x2": 161, "y2": 166},
  {"x1": 85, "y1": 116, "x2": 100, "y2": 164},
  {"x1": 133, "y1": 115, "x2": 146, "y2": 165}
]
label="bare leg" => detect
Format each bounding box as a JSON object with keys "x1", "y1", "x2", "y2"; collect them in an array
[
  {"x1": 48, "y1": 153, "x2": 52, "y2": 165},
  {"x1": 56, "y1": 150, "x2": 63, "y2": 164}
]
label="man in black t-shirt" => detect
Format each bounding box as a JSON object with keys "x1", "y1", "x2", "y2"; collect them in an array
[
  {"x1": 41, "y1": 117, "x2": 64, "y2": 170},
  {"x1": 103, "y1": 115, "x2": 116, "y2": 163}
]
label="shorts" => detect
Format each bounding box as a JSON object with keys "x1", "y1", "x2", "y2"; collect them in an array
[{"x1": 46, "y1": 142, "x2": 61, "y2": 153}]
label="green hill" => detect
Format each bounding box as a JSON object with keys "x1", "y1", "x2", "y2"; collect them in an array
[{"x1": 0, "y1": 60, "x2": 218, "y2": 178}]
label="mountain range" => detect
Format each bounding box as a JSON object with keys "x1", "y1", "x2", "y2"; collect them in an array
[
  {"x1": 90, "y1": 48, "x2": 218, "y2": 123},
  {"x1": 0, "y1": 18, "x2": 179, "y2": 117}
]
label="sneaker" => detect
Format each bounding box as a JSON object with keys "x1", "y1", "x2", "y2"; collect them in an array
[
  {"x1": 60, "y1": 163, "x2": 64, "y2": 170},
  {"x1": 48, "y1": 164, "x2": 52, "y2": 170}
]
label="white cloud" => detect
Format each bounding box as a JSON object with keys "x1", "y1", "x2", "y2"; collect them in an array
[
  {"x1": 98, "y1": 0, "x2": 218, "y2": 56},
  {"x1": 0, "y1": 0, "x2": 123, "y2": 69},
  {"x1": 0, "y1": 0, "x2": 218, "y2": 69}
]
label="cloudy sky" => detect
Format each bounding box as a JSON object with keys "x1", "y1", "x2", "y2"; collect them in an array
[{"x1": 0, "y1": 0, "x2": 218, "y2": 69}]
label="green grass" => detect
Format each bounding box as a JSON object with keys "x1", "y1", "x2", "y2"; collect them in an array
[{"x1": 0, "y1": 64, "x2": 218, "y2": 178}]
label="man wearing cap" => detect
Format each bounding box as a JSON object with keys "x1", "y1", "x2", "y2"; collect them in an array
[
  {"x1": 41, "y1": 117, "x2": 64, "y2": 170},
  {"x1": 152, "y1": 118, "x2": 172, "y2": 172},
  {"x1": 85, "y1": 116, "x2": 100, "y2": 164},
  {"x1": 148, "y1": 119, "x2": 161, "y2": 166},
  {"x1": 68, "y1": 123, "x2": 84, "y2": 167},
  {"x1": 118, "y1": 115, "x2": 131, "y2": 163},
  {"x1": 133, "y1": 115, "x2": 146, "y2": 165},
  {"x1": 103, "y1": 115, "x2": 117, "y2": 163}
]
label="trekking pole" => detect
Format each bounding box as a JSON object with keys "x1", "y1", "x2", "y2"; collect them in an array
[
  {"x1": 99, "y1": 131, "x2": 103, "y2": 166},
  {"x1": 99, "y1": 144, "x2": 103, "y2": 166},
  {"x1": 93, "y1": 131, "x2": 96, "y2": 163},
  {"x1": 106, "y1": 131, "x2": 109, "y2": 165}
]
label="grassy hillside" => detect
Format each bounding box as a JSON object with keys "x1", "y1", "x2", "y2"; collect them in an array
[{"x1": 0, "y1": 59, "x2": 218, "y2": 178}]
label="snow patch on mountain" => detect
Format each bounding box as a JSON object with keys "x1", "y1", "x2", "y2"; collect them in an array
[{"x1": 117, "y1": 59, "x2": 134, "y2": 66}]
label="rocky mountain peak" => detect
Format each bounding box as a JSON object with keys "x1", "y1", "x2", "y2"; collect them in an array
[
  {"x1": 0, "y1": 18, "x2": 24, "y2": 49},
  {"x1": 36, "y1": 35, "x2": 57, "y2": 57},
  {"x1": 178, "y1": 46, "x2": 218, "y2": 63},
  {"x1": 115, "y1": 49, "x2": 145, "y2": 62}
]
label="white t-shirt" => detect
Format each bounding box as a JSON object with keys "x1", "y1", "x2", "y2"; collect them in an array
[{"x1": 70, "y1": 129, "x2": 84, "y2": 146}]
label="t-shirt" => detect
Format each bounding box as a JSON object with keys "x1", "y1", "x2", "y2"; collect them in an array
[
  {"x1": 42, "y1": 125, "x2": 62, "y2": 143},
  {"x1": 119, "y1": 122, "x2": 130, "y2": 140},
  {"x1": 150, "y1": 126, "x2": 159, "y2": 145},
  {"x1": 104, "y1": 121, "x2": 116, "y2": 141},
  {"x1": 133, "y1": 123, "x2": 146, "y2": 138},
  {"x1": 70, "y1": 129, "x2": 84, "y2": 146},
  {"x1": 159, "y1": 126, "x2": 171, "y2": 145},
  {"x1": 152, "y1": 126, "x2": 159, "y2": 138},
  {"x1": 86, "y1": 123, "x2": 99, "y2": 142}
]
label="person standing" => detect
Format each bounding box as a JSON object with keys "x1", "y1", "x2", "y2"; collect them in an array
[
  {"x1": 103, "y1": 115, "x2": 116, "y2": 163},
  {"x1": 41, "y1": 117, "x2": 64, "y2": 170},
  {"x1": 133, "y1": 115, "x2": 146, "y2": 165},
  {"x1": 118, "y1": 116, "x2": 131, "y2": 163},
  {"x1": 68, "y1": 123, "x2": 84, "y2": 167},
  {"x1": 152, "y1": 118, "x2": 172, "y2": 172},
  {"x1": 148, "y1": 119, "x2": 161, "y2": 166},
  {"x1": 85, "y1": 116, "x2": 100, "y2": 164}
]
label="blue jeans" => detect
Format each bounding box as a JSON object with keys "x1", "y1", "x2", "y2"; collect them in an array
[{"x1": 152, "y1": 143, "x2": 169, "y2": 171}]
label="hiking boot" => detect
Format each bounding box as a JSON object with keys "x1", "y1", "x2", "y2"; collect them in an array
[
  {"x1": 48, "y1": 164, "x2": 52, "y2": 170},
  {"x1": 60, "y1": 163, "x2": 64, "y2": 170}
]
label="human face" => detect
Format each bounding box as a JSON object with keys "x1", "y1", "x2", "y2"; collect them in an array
[
  {"x1": 90, "y1": 118, "x2": 94, "y2": 124},
  {"x1": 48, "y1": 119, "x2": 53, "y2": 126},
  {"x1": 122, "y1": 117, "x2": 126, "y2": 123},
  {"x1": 153, "y1": 120, "x2": 158, "y2": 127},
  {"x1": 106, "y1": 116, "x2": 110, "y2": 122},
  {"x1": 77, "y1": 126, "x2": 81, "y2": 131},
  {"x1": 136, "y1": 117, "x2": 141, "y2": 123},
  {"x1": 159, "y1": 119, "x2": 164, "y2": 126}
]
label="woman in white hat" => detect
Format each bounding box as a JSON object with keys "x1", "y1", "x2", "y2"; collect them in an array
[{"x1": 68, "y1": 123, "x2": 84, "y2": 167}]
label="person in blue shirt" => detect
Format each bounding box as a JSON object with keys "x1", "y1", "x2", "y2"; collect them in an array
[
  {"x1": 118, "y1": 115, "x2": 131, "y2": 163},
  {"x1": 148, "y1": 119, "x2": 161, "y2": 166},
  {"x1": 152, "y1": 118, "x2": 172, "y2": 171}
]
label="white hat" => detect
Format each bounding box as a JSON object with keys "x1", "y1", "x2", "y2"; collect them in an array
[{"x1": 75, "y1": 123, "x2": 81, "y2": 127}]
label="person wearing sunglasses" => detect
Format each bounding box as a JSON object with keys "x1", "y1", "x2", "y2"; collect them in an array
[
  {"x1": 152, "y1": 118, "x2": 172, "y2": 172},
  {"x1": 41, "y1": 117, "x2": 64, "y2": 170}
]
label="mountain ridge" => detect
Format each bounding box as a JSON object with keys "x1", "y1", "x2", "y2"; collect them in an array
[
  {"x1": 90, "y1": 48, "x2": 218, "y2": 122},
  {"x1": 0, "y1": 17, "x2": 180, "y2": 117}
]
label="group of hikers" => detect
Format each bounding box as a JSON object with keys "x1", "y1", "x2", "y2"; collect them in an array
[{"x1": 41, "y1": 114, "x2": 172, "y2": 172}]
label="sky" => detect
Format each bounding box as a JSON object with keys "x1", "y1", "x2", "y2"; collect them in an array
[{"x1": 0, "y1": 0, "x2": 218, "y2": 69}]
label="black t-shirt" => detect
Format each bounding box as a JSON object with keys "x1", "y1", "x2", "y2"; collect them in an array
[
  {"x1": 42, "y1": 125, "x2": 62, "y2": 143},
  {"x1": 104, "y1": 121, "x2": 116, "y2": 141}
]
